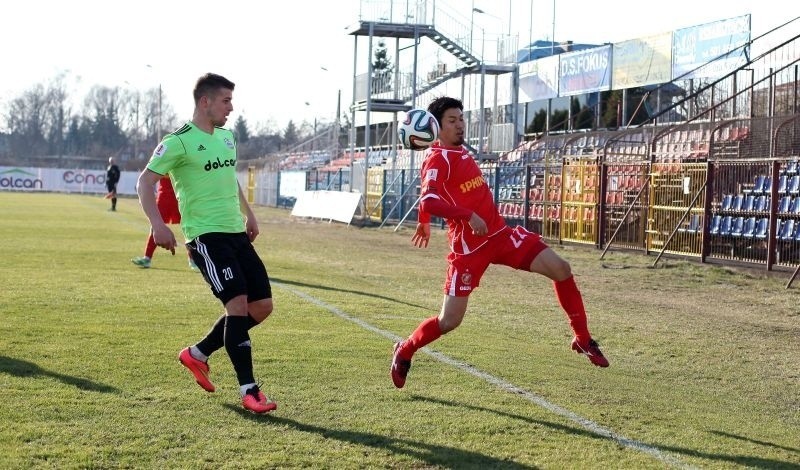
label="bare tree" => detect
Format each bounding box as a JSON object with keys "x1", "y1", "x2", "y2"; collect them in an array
[
  {"x1": 4, "y1": 84, "x2": 49, "y2": 158},
  {"x1": 0, "y1": 73, "x2": 243, "y2": 165},
  {"x1": 82, "y1": 85, "x2": 127, "y2": 157},
  {"x1": 141, "y1": 87, "x2": 176, "y2": 147},
  {"x1": 120, "y1": 88, "x2": 144, "y2": 159},
  {"x1": 45, "y1": 75, "x2": 72, "y2": 163}
]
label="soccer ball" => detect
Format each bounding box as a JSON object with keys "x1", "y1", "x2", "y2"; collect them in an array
[{"x1": 398, "y1": 109, "x2": 439, "y2": 150}]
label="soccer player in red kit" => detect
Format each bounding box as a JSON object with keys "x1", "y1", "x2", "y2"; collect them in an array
[
  {"x1": 390, "y1": 96, "x2": 608, "y2": 389},
  {"x1": 131, "y1": 176, "x2": 197, "y2": 270}
]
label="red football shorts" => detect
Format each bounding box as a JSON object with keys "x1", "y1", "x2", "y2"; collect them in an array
[
  {"x1": 157, "y1": 196, "x2": 181, "y2": 224},
  {"x1": 444, "y1": 225, "x2": 548, "y2": 297}
]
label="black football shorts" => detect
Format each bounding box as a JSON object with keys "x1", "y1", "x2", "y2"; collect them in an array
[{"x1": 187, "y1": 232, "x2": 272, "y2": 305}]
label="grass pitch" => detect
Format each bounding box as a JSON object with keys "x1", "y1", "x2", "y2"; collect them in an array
[{"x1": 0, "y1": 192, "x2": 798, "y2": 469}]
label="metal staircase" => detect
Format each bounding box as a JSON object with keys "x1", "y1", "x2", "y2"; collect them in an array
[
  {"x1": 346, "y1": 21, "x2": 483, "y2": 112},
  {"x1": 346, "y1": 0, "x2": 519, "y2": 164},
  {"x1": 427, "y1": 30, "x2": 479, "y2": 68}
]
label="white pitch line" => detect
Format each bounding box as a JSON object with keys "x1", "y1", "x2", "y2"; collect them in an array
[{"x1": 276, "y1": 282, "x2": 694, "y2": 469}]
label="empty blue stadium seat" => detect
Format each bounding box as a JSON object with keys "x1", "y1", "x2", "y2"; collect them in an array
[
  {"x1": 739, "y1": 217, "x2": 757, "y2": 238},
  {"x1": 778, "y1": 175, "x2": 788, "y2": 193},
  {"x1": 780, "y1": 196, "x2": 792, "y2": 213},
  {"x1": 778, "y1": 196, "x2": 791, "y2": 213},
  {"x1": 754, "y1": 218, "x2": 769, "y2": 239},
  {"x1": 753, "y1": 195, "x2": 767, "y2": 212},
  {"x1": 718, "y1": 216, "x2": 734, "y2": 236},
  {"x1": 720, "y1": 194, "x2": 733, "y2": 210},
  {"x1": 751, "y1": 175, "x2": 766, "y2": 194},
  {"x1": 730, "y1": 216, "x2": 746, "y2": 236},
  {"x1": 779, "y1": 219, "x2": 796, "y2": 240},
  {"x1": 731, "y1": 194, "x2": 745, "y2": 211},
  {"x1": 789, "y1": 175, "x2": 800, "y2": 194},
  {"x1": 753, "y1": 195, "x2": 764, "y2": 212},
  {"x1": 762, "y1": 176, "x2": 772, "y2": 193},
  {"x1": 742, "y1": 194, "x2": 755, "y2": 211},
  {"x1": 710, "y1": 215, "x2": 722, "y2": 235},
  {"x1": 679, "y1": 214, "x2": 702, "y2": 233},
  {"x1": 720, "y1": 216, "x2": 733, "y2": 236},
  {"x1": 688, "y1": 214, "x2": 702, "y2": 233},
  {"x1": 791, "y1": 197, "x2": 800, "y2": 214}
]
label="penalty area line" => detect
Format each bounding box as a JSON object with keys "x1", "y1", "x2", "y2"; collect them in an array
[{"x1": 276, "y1": 282, "x2": 693, "y2": 469}]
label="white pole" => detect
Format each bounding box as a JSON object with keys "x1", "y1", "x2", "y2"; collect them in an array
[
  {"x1": 551, "y1": 0, "x2": 555, "y2": 54},
  {"x1": 508, "y1": 0, "x2": 512, "y2": 37},
  {"x1": 470, "y1": 0, "x2": 475, "y2": 55},
  {"x1": 157, "y1": 84, "x2": 162, "y2": 144},
  {"x1": 529, "y1": 0, "x2": 533, "y2": 59}
]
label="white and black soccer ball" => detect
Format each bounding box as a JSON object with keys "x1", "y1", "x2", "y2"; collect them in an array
[{"x1": 398, "y1": 109, "x2": 440, "y2": 150}]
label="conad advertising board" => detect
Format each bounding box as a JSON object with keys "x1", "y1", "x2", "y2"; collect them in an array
[{"x1": 0, "y1": 166, "x2": 138, "y2": 194}]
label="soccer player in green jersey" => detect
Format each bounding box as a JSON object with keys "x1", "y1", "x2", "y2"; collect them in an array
[{"x1": 136, "y1": 73, "x2": 276, "y2": 414}]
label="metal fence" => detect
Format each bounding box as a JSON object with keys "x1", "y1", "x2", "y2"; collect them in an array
[{"x1": 247, "y1": 113, "x2": 800, "y2": 275}]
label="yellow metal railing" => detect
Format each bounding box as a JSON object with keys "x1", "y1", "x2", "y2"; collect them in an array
[
  {"x1": 646, "y1": 163, "x2": 707, "y2": 256},
  {"x1": 247, "y1": 166, "x2": 256, "y2": 204},
  {"x1": 366, "y1": 167, "x2": 385, "y2": 222},
  {"x1": 560, "y1": 161, "x2": 599, "y2": 245}
]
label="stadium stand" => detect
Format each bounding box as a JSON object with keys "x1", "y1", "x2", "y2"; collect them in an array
[{"x1": 237, "y1": 5, "x2": 799, "y2": 278}]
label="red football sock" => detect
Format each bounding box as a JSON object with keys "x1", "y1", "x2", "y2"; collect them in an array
[
  {"x1": 553, "y1": 276, "x2": 591, "y2": 343},
  {"x1": 144, "y1": 234, "x2": 157, "y2": 258},
  {"x1": 399, "y1": 316, "x2": 442, "y2": 360}
]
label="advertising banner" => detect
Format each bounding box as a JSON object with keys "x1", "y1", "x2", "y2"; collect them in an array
[
  {"x1": 558, "y1": 45, "x2": 612, "y2": 96},
  {"x1": 612, "y1": 32, "x2": 673, "y2": 89},
  {"x1": 672, "y1": 14, "x2": 751, "y2": 80},
  {"x1": 0, "y1": 166, "x2": 138, "y2": 195},
  {"x1": 519, "y1": 55, "x2": 559, "y2": 101}
]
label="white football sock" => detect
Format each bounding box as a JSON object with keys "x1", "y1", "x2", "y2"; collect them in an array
[
  {"x1": 240, "y1": 383, "x2": 257, "y2": 397},
  {"x1": 189, "y1": 346, "x2": 208, "y2": 362}
]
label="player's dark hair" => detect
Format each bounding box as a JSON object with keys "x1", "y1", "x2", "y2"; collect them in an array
[
  {"x1": 427, "y1": 97, "x2": 463, "y2": 126},
  {"x1": 193, "y1": 73, "x2": 235, "y2": 104}
]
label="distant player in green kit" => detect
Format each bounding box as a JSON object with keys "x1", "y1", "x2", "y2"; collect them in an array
[{"x1": 136, "y1": 73, "x2": 277, "y2": 414}]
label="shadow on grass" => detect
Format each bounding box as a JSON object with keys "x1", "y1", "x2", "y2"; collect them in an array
[
  {"x1": 411, "y1": 395, "x2": 800, "y2": 469},
  {"x1": 273, "y1": 277, "x2": 429, "y2": 310},
  {"x1": 0, "y1": 355, "x2": 118, "y2": 393},
  {"x1": 655, "y1": 443, "x2": 800, "y2": 469},
  {"x1": 409, "y1": 395, "x2": 604, "y2": 440},
  {"x1": 223, "y1": 405, "x2": 533, "y2": 469},
  {"x1": 709, "y1": 430, "x2": 800, "y2": 454},
  {"x1": 132, "y1": 267, "x2": 194, "y2": 273}
]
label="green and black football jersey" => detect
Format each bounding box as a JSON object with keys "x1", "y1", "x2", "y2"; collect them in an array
[{"x1": 146, "y1": 121, "x2": 243, "y2": 241}]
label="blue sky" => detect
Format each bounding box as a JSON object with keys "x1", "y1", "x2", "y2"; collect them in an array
[{"x1": 0, "y1": 0, "x2": 793, "y2": 132}]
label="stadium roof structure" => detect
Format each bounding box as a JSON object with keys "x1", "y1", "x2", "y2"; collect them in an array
[{"x1": 516, "y1": 40, "x2": 602, "y2": 62}]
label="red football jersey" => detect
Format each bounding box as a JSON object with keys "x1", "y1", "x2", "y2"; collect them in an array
[
  {"x1": 155, "y1": 176, "x2": 181, "y2": 223},
  {"x1": 156, "y1": 176, "x2": 176, "y2": 203},
  {"x1": 418, "y1": 143, "x2": 506, "y2": 254}
]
